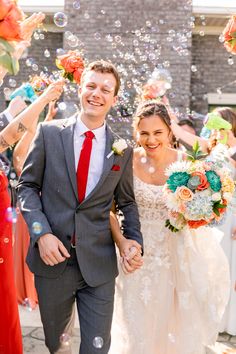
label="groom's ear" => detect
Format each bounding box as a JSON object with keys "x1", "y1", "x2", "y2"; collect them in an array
[{"x1": 112, "y1": 95, "x2": 118, "y2": 107}]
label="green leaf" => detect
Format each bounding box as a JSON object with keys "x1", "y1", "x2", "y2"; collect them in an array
[
  {"x1": 11, "y1": 57, "x2": 19, "y2": 75},
  {"x1": 193, "y1": 140, "x2": 200, "y2": 154},
  {"x1": 0, "y1": 52, "x2": 13, "y2": 74},
  {"x1": 0, "y1": 38, "x2": 14, "y2": 53},
  {"x1": 213, "y1": 207, "x2": 220, "y2": 216}
]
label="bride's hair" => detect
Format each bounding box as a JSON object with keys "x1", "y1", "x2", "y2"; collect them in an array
[{"x1": 133, "y1": 101, "x2": 178, "y2": 148}]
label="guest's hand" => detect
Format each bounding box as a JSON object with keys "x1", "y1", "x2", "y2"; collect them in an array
[
  {"x1": 6, "y1": 96, "x2": 27, "y2": 118},
  {"x1": 37, "y1": 233, "x2": 70, "y2": 266},
  {"x1": 40, "y1": 80, "x2": 65, "y2": 104},
  {"x1": 20, "y1": 12, "x2": 45, "y2": 42},
  {"x1": 45, "y1": 101, "x2": 58, "y2": 121}
]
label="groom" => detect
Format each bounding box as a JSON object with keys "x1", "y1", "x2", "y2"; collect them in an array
[{"x1": 17, "y1": 60, "x2": 143, "y2": 354}]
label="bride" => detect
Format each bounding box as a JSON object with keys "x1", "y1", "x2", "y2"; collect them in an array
[{"x1": 109, "y1": 101, "x2": 230, "y2": 354}]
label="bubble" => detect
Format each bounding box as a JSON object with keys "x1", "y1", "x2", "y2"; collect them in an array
[
  {"x1": 44, "y1": 49, "x2": 50, "y2": 58},
  {"x1": 135, "y1": 30, "x2": 141, "y2": 37},
  {"x1": 140, "y1": 157, "x2": 147, "y2": 164},
  {"x1": 168, "y1": 333, "x2": 176, "y2": 343},
  {"x1": 6, "y1": 207, "x2": 17, "y2": 224},
  {"x1": 115, "y1": 35, "x2": 122, "y2": 43},
  {"x1": 199, "y1": 30, "x2": 205, "y2": 36},
  {"x1": 148, "y1": 166, "x2": 155, "y2": 174},
  {"x1": 26, "y1": 58, "x2": 34, "y2": 67},
  {"x1": 93, "y1": 337, "x2": 104, "y2": 349},
  {"x1": 54, "y1": 12, "x2": 68, "y2": 27},
  {"x1": 9, "y1": 78, "x2": 17, "y2": 87},
  {"x1": 191, "y1": 65, "x2": 197, "y2": 72},
  {"x1": 56, "y1": 48, "x2": 65, "y2": 56},
  {"x1": 219, "y1": 34, "x2": 224, "y2": 43},
  {"x1": 22, "y1": 298, "x2": 33, "y2": 312},
  {"x1": 163, "y1": 61, "x2": 170, "y2": 67},
  {"x1": 115, "y1": 20, "x2": 121, "y2": 28},
  {"x1": 67, "y1": 34, "x2": 79, "y2": 47},
  {"x1": 106, "y1": 34, "x2": 113, "y2": 42},
  {"x1": 33, "y1": 32, "x2": 39, "y2": 40},
  {"x1": 0, "y1": 258, "x2": 4, "y2": 264},
  {"x1": 10, "y1": 172, "x2": 16, "y2": 179},
  {"x1": 101, "y1": 9, "x2": 106, "y2": 15},
  {"x1": 94, "y1": 32, "x2": 101, "y2": 40},
  {"x1": 216, "y1": 87, "x2": 222, "y2": 95},
  {"x1": 58, "y1": 102, "x2": 67, "y2": 111},
  {"x1": 84, "y1": 12, "x2": 89, "y2": 19},
  {"x1": 3, "y1": 237, "x2": 9, "y2": 243},
  {"x1": 0, "y1": 80, "x2": 3, "y2": 87},
  {"x1": 60, "y1": 333, "x2": 70, "y2": 346},
  {"x1": 73, "y1": 1, "x2": 80, "y2": 9},
  {"x1": 32, "y1": 64, "x2": 39, "y2": 71},
  {"x1": 39, "y1": 33, "x2": 45, "y2": 40},
  {"x1": 32, "y1": 222, "x2": 42, "y2": 235},
  {"x1": 228, "y1": 57, "x2": 234, "y2": 65},
  {"x1": 146, "y1": 21, "x2": 152, "y2": 27},
  {"x1": 133, "y1": 39, "x2": 139, "y2": 46}
]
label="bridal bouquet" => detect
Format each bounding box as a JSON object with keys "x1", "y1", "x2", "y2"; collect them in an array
[
  {"x1": 163, "y1": 142, "x2": 235, "y2": 232},
  {"x1": 56, "y1": 50, "x2": 85, "y2": 84}
]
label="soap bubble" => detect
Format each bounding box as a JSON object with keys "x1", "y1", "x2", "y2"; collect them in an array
[
  {"x1": 93, "y1": 337, "x2": 104, "y2": 349},
  {"x1": 73, "y1": 1, "x2": 80, "y2": 9},
  {"x1": 32, "y1": 222, "x2": 42, "y2": 235},
  {"x1": 54, "y1": 12, "x2": 68, "y2": 27}
]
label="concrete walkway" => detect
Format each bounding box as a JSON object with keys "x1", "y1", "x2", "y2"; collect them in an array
[{"x1": 20, "y1": 305, "x2": 236, "y2": 354}]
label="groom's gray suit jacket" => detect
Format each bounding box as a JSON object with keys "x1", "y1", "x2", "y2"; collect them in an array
[{"x1": 17, "y1": 116, "x2": 143, "y2": 287}]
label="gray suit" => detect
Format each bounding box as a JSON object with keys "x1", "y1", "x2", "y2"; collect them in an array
[{"x1": 17, "y1": 116, "x2": 143, "y2": 353}]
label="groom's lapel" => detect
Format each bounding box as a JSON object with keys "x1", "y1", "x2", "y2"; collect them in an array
[
  {"x1": 80, "y1": 125, "x2": 115, "y2": 206},
  {"x1": 60, "y1": 117, "x2": 78, "y2": 200}
]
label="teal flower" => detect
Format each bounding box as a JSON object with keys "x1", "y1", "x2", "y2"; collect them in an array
[
  {"x1": 167, "y1": 172, "x2": 190, "y2": 192},
  {"x1": 187, "y1": 175, "x2": 200, "y2": 190},
  {"x1": 205, "y1": 171, "x2": 221, "y2": 192}
]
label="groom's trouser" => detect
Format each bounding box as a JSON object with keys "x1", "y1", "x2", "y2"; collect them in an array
[{"x1": 35, "y1": 248, "x2": 115, "y2": 354}]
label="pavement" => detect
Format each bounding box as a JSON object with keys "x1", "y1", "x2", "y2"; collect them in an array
[{"x1": 20, "y1": 305, "x2": 236, "y2": 354}]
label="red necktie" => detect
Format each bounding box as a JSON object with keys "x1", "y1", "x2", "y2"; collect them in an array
[{"x1": 76, "y1": 131, "x2": 95, "y2": 203}]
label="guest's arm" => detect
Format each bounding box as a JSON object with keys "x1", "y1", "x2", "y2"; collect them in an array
[{"x1": 0, "y1": 81, "x2": 64, "y2": 153}]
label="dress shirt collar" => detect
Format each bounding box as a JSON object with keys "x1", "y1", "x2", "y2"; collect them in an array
[{"x1": 75, "y1": 116, "x2": 106, "y2": 141}]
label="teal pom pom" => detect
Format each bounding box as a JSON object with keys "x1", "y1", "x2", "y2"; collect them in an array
[
  {"x1": 167, "y1": 172, "x2": 190, "y2": 192},
  {"x1": 206, "y1": 171, "x2": 221, "y2": 192}
]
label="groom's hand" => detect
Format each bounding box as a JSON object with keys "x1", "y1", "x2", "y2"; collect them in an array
[
  {"x1": 120, "y1": 245, "x2": 143, "y2": 274},
  {"x1": 38, "y1": 233, "x2": 70, "y2": 266}
]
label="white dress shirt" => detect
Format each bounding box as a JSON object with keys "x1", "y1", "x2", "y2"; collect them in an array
[{"x1": 73, "y1": 117, "x2": 106, "y2": 198}]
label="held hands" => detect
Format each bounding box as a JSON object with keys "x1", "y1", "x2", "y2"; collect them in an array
[
  {"x1": 117, "y1": 237, "x2": 143, "y2": 274},
  {"x1": 38, "y1": 233, "x2": 70, "y2": 266}
]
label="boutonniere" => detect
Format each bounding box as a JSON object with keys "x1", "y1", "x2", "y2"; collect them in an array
[{"x1": 107, "y1": 139, "x2": 128, "y2": 159}]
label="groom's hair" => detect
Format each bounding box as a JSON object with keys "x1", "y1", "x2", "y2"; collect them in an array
[{"x1": 81, "y1": 60, "x2": 120, "y2": 96}]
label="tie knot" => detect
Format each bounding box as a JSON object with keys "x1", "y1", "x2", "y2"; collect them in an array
[{"x1": 85, "y1": 131, "x2": 95, "y2": 139}]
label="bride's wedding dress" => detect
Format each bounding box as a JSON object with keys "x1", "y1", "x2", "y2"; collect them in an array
[{"x1": 110, "y1": 172, "x2": 230, "y2": 354}]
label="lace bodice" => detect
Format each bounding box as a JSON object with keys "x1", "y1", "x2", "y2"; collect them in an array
[{"x1": 133, "y1": 176, "x2": 168, "y2": 223}]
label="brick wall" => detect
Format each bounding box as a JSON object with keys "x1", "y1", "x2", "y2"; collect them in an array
[
  {"x1": 190, "y1": 34, "x2": 236, "y2": 114},
  {"x1": 64, "y1": 0, "x2": 193, "y2": 137}
]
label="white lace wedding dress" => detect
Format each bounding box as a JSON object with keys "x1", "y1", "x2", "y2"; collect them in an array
[{"x1": 110, "y1": 174, "x2": 230, "y2": 354}]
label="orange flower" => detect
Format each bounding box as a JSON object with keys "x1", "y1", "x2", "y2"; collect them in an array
[
  {"x1": 219, "y1": 199, "x2": 227, "y2": 215},
  {"x1": 187, "y1": 219, "x2": 208, "y2": 229},
  {"x1": 0, "y1": 0, "x2": 12, "y2": 21},
  {"x1": 0, "y1": 1, "x2": 24, "y2": 41},
  {"x1": 57, "y1": 50, "x2": 85, "y2": 84},
  {"x1": 192, "y1": 172, "x2": 209, "y2": 191},
  {"x1": 73, "y1": 67, "x2": 84, "y2": 84},
  {"x1": 222, "y1": 15, "x2": 236, "y2": 55}
]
